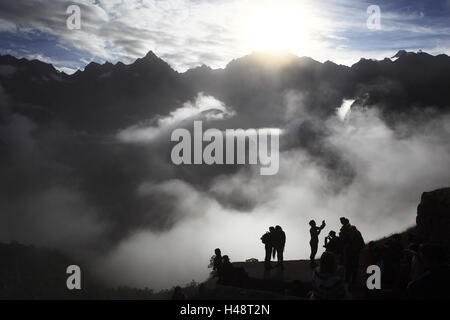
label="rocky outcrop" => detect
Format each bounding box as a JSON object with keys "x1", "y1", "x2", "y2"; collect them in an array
[{"x1": 416, "y1": 188, "x2": 450, "y2": 246}]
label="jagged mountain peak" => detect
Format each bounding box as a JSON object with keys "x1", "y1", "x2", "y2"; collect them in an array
[
  {"x1": 392, "y1": 49, "x2": 408, "y2": 59},
  {"x1": 228, "y1": 50, "x2": 299, "y2": 64}
]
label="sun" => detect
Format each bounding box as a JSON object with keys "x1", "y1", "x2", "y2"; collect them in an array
[{"x1": 245, "y1": 4, "x2": 309, "y2": 52}]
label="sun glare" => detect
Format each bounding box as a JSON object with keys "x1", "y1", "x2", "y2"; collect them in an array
[{"x1": 246, "y1": 4, "x2": 309, "y2": 52}]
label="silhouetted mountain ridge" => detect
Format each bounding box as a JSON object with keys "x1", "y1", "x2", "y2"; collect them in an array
[{"x1": 1, "y1": 50, "x2": 449, "y2": 133}]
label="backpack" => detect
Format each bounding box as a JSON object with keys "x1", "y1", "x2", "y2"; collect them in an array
[
  {"x1": 261, "y1": 232, "x2": 270, "y2": 244},
  {"x1": 351, "y1": 227, "x2": 365, "y2": 250}
]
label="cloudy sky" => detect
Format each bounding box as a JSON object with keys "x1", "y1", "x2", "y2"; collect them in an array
[{"x1": 0, "y1": 0, "x2": 449, "y2": 73}]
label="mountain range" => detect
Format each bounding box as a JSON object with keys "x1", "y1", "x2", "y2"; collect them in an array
[{"x1": 1, "y1": 50, "x2": 449, "y2": 134}]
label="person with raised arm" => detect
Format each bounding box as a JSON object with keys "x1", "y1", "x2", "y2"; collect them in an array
[{"x1": 309, "y1": 219, "x2": 326, "y2": 266}]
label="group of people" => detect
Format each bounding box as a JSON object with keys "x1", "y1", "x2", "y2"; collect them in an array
[
  {"x1": 211, "y1": 248, "x2": 232, "y2": 284},
  {"x1": 308, "y1": 217, "x2": 365, "y2": 283},
  {"x1": 211, "y1": 248, "x2": 248, "y2": 286},
  {"x1": 260, "y1": 225, "x2": 286, "y2": 270},
  {"x1": 310, "y1": 221, "x2": 450, "y2": 299},
  {"x1": 363, "y1": 237, "x2": 450, "y2": 299},
  {"x1": 210, "y1": 217, "x2": 364, "y2": 286},
  {"x1": 207, "y1": 217, "x2": 450, "y2": 300},
  {"x1": 320, "y1": 217, "x2": 365, "y2": 283},
  {"x1": 308, "y1": 217, "x2": 365, "y2": 299}
]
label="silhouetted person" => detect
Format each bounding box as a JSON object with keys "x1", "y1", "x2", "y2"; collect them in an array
[
  {"x1": 309, "y1": 220, "x2": 326, "y2": 266},
  {"x1": 273, "y1": 225, "x2": 286, "y2": 269},
  {"x1": 310, "y1": 252, "x2": 348, "y2": 300},
  {"x1": 380, "y1": 235, "x2": 404, "y2": 288},
  {"x1": 324, "y1": 230, "x2": 336, "y2": 247},
  {"x1": 172, "y1": 286, "x2": 186, "y2": 300},
  {"x1": 221, "y1": 255, "x2": 234, "y2": 285},
  {"x1": 324, "y1": 230, "x2": 342, "y2": 256},
  {"x1": 405, "y1": 243, "x2": 426, "y2": 282},
  {"x1": 261, "y1": 227, "x2": 275, "y2": 270},
  {"x1": 339, "y1": 217, "x2": 351, "y2": 239},
  {"x1": 213, "y1": 248, "x2": 223, "y2": 283},
  {"x1": 407, "y1": 243, "x2": 450, "y2": 299},
  {"x1": 339, "y1": 217, "x2": 364, "y2": 284},
  {"x1": 363, "y1": 241, "x2": 378, "y2": 269},
  {"x1": 197, "y1": 283, "x2": 207, "y2": 299}
]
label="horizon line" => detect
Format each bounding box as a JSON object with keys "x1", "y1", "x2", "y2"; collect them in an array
[{"x1": 2, "y1": 49, "x2": 448, "y2": 76}]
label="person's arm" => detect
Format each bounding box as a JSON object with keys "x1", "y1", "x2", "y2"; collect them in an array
[{"x1": 320, "y1": 220, "x2": 326, "y2": 230}]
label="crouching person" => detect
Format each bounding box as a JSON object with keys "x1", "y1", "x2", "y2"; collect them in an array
[{"x1": 310, "y1": 252, "x2": 349, "y2": 300}]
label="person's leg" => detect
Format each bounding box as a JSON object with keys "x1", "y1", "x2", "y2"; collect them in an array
[
  {"x1": 343, "y1": 247, "x2": 351, "y2": 282},
  {"x1": 217, "y1": 267, "x2": 223, "y2": 284},
  {"x1": 310, "y1": 242, "x2": 318, "y2": 260},
  {"x1": 345, "y1": 261, "x2": 351, "y2": 282},
  {"x1": 278, "y1": 247, "x2": 284, "y2": 269},
  {"x1": 351, "y1": 262, "x2": 358, "y2": 283},
  {"x1": 264, "y1": 246, "x2": 272, "y2": 270},
  {"x1": 351, "y1": 265, "x2": 358, "y2": 283},
  {"x1": 346, "y1": 253, "x2": 358, "y2": 283},
  {"x1": 351, "y1": 251, "x2": 360, "y2": 283}
]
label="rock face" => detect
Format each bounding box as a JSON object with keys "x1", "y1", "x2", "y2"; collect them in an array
[{"x1": 416, "y1": 188, "x2": 450, "y2": 246}]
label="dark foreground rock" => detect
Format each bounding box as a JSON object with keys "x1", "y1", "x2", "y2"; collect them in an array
[{"x1": 416, "y1": 188, "x2": 450, "y2": 247}]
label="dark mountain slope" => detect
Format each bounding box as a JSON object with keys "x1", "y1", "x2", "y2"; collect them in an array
[{"x1": 350, "y1": 52, "x2": 450, "y2": 114}]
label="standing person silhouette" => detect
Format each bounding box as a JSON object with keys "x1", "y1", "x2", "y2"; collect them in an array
[
  {"x1": 273, "y1": 225, "x2": 286, "y2": 269},
  {"x1": 309, "y1": 220, "x2": 326, "y2": 266},
  {"x1": 261, "y1": 227, "x2": 275, "y2": 270},
  {"x1": 324, "y1": 230, "x2": 342, "y2": 256},
  {"x1": 339, "y1": 217, "x2": 365, "y2": 284},
  {"x1": 213, "y1": 248, "x2": 223, "y2": 283}
]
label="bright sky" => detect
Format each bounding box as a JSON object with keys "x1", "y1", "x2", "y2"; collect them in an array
[{"x1": 0, "y1": 0, "x2": 449, "y2": 73}]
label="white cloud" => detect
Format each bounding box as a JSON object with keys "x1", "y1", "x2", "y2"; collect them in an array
[
  {"x1": 55, "y1": 66, "x2": 78, "y2": 74},
  {"x1": 337, "y1": 99, "x2": 355, "y2": 120},
  {"x1": 117, "y1": 92, "x2": 235, "y2": 143}
]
